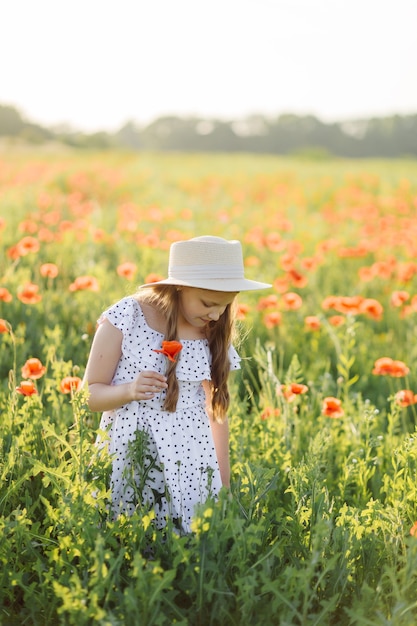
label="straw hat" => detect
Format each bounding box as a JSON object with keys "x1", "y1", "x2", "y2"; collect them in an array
[{"x1": 140, "y1": 236, "x2": 271, "y2": 292}]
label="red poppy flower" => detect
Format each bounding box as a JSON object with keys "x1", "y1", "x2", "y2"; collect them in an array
[
  {"x1": 410, "y1": 521, "x2": 417, "y2": 537},
  {"x1": 358, "y1": 266, "x2": 375, "y2": 282},
  {"x1": 287, "y1": 268, "x2": 308, "y2": 288},
  {"x1": 338, "y1": 245, "x2": 368, "y2": 258},
  {"x1": 280, "y1": 253, "x2": 296, "y2": 271},
  {"x1": 144, "y1": 273, "x2": 164, "y2": 284},
  {"x1": 236, "y1": 303, "x2": 250, "y2": 320},
  {"x1": 15, "y1": 236, "x2": 40, "y2": 257},
  {"x1": 394, "y1": 389, "x2": 417, "y2": 407},
  {"x1": 282, "y1": 292, "x2": 303, "y2": 310},
  {"x1": 359, "y1": 298, "x2": 383, "y2": 321},
  {"x1": 335, "y1": 296, "x2": 364, "y2": 315},
  {"x1": 69, "y1": 276, "x2": 99, "y2": 292},
  {"x1": 7, "y1": 245, "x2": 20, "y2": 260},
  {"x1": 16, "y1": 381, "x2": 38, "y2": 396},
  {"x1": 263, "y1": 311, "x2": 282, "y2": 329},
  {"x1": 273, "y1": 277, "x2": 289, "y2": 293},
  {"x1": 371, "y1": 260, "x2": 394, "y2": 280},
  {"x1": 390, "y1": 290, "x2": 410, "y2": 307},
  {"x1": 21, "y1": 358, "x2": 47, "y2": 380},
  {"x1": 305, "y1": 315, "x2": 321, "y2": 330},
  {"x1": 397, "y1": 262, "x2": 417, "y2": 283},
  {"x1": 257, "y1": 295, "x2": 279, "y2": 310},
  {"x1": 301, "y1": 256, "x2": 320, "y2": 271},
  {"x1": 17, "y1": 283, "x2": 42, "y2": 304},
  {"x1": 372, "y1": 357, "x2": 409, "y2": 377},
  {"x1": 328, "y1": 315, "x2": 345, "y2": 327},
  {"x1": 321, "y1": 296, "x2": 340, "y2": 311},
  {"x1": 153, "y1": 340, "x2": 183, "y2": 362},
  {"x1": 60, "y1": 376, "x2": 82, "y2": 393},
  {"x1": 322, "y1": 397, "x2": 344, "y2": 418},
  {"x1": 260, "y1": 407, "x2": 281, "y2": 420},
  {"x1": 265, "y1": 232, "x2": 283, "y2": 252},
  {"x1": 0, "y1": 288, "x2": 12, "y2": 302},
  {"x1": 117, "y1": 262, "x2": 137, "y2": 280},
  {"x1": 0, "y1": 319, "x2": 10, "y2": 333},
  {"x1": 40, "y1": 263, "x2": 59, "y2": 278},
  {"x1": 281, "y1": 382, "x2": 309, "y2": 402}
]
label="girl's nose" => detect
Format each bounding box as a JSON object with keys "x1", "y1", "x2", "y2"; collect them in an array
[{"x1": 208, "y1": 310, "x2": 220, "y2": 321}]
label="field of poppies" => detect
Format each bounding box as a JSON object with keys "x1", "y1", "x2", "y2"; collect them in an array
[{"x1": 2, "y1": 147, "x2": 417, "y2": 625}]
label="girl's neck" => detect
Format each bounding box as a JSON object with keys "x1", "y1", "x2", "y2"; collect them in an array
[
  {"x1": 139, "y1": 297, "x2": 206, "y2": 340},
  {"x1": 176, "y1": 322, "x2": 207, "y2": 340}
]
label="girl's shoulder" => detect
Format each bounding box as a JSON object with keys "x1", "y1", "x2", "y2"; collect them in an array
[
  {"x1": 99, "y1": 296, "x2": 142, "y2": 329},
  {"x1": 101, "y1": 296, "x2": 167, "y2": 336}
]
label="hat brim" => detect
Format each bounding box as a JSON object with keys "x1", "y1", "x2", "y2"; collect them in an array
[{"x1": 140, "y1": 277, "x2": 272, "y2": 292}]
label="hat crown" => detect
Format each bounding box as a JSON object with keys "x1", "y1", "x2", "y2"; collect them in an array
[{"x1": 168, "y1": 237, "x2": 244, "y2": 281}]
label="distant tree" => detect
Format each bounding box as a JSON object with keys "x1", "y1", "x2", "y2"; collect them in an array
[
  {"x1": 1, "y1": 101, "x2": 416, "y2": 157},
  {"x1": 0, "y1": 104, "x2": 53, "y2": 142},
  {"x1": 57, "y1": 131, "x2": 116, "y2": 150},
  {"x1": 114, "y1": 121, "x2": 143, "y2": 150},
  {"x1": 0, "y1": 104, "x2": 26, "y2": 135}
]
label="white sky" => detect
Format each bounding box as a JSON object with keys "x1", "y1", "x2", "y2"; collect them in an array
[{"x1": 2, "y1": 0, "x2": 417, "y2": 132}]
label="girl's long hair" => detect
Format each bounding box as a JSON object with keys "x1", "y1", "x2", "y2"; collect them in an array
[{"x1": 136, "y1": 285, "x2": 237, "y2": 422}]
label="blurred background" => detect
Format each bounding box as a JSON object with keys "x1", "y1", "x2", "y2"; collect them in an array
[{"x1": 1, "y1": 0, "x2": 417, "y2": 157}]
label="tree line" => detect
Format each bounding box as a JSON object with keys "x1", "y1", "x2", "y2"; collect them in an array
[{"x1": 1, "y1": 103, "x2": 416, "y2": 158}]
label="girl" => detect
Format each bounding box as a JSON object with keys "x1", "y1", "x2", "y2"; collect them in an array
[{"x1": 84, "y1": 235, "x2": 270, "y2": 533}]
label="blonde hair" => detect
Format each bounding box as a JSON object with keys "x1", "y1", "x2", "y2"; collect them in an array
[{"x1": 136, "y1": 285, "x2": 238, "y2": 422}]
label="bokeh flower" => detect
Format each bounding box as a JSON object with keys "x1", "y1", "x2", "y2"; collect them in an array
[
  {"x1": 372, "y1": 357, "x2": 409, "y2": 377},
  {"x1": 282, "y1": 292, "x2": 302, "y2": 310},
  {"x1": 40, "y1": 263, "x2": 59, "y2": 278},
  {"x1": 322, "y1": 396, "x2": 344, "y2": 418},
  {"x1": 69, "y1": 276, "x2": 99, "y2": 292},
  {"x1": 0, "y1": 319, "x2": 10, "y2": 333},
  {"x1": 15, "y1": 236, "x2": 40, "y2": 256},
  {"x1": 17, "y1": 283, "x2": 42, "y2": 304},
  {"x1": 21, "y1": 358, "x2": 47, "y2": 380},
  {"x1": 236, "y1": 303, "x2": 250, "y2": 320},
  {"x1": 394, "y1": 389, "x2": 417, "y2": 407},
  {"x1": 305, "y1": 315, "x2": 321, "y2": 330},
  {"x1": 328, "y1": 315, "x2": 345, "y2": 327},
  {"x1": 0, "y1": 287, "x2": 12, "y2": 302},
  {"x1": 390, "y1": 290, "x2": 410, "y2": 307},
  {"x1": 16, "y1": 381, "x2": 38, "y2": 396},
  {"x1": 263, "y1": 311, "x2": 282, "y2": 329},
  {"x1": 144, "y1": 273, "x2": 164, "y2": 284},
  {"x1": 359, "y1": 298, "x2": 384, "y2": 321},
  {"x1": 60, "y1": 376, "x2": 83, "y2": 393},
  {"x1": 257, "y1": 295, "x2": 279, "y2": 310},
  {"x1": 260, "y1": 407, "x2": 281, "y2": 420},
  {"x1": 281, "y1": 382, "x2": 309, "y2": 402},
  {"x1": 117, "y1": 262, "x2": 137, "y2": 280}
]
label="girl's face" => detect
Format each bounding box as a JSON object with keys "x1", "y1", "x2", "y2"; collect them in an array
[{"x1": 178, "y1": 287, "x2": 238, "y2": 329}]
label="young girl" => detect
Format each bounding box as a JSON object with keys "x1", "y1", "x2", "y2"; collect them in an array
[{"x1": 84, "y1": 235, "x2": 270, "y2": 533}]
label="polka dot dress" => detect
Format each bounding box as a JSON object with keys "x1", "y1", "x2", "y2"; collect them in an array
[{"x1": 97, "y1": 297, "x2": 241, "y2": 534}]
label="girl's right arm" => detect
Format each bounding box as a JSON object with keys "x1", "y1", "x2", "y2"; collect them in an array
[{"x1": 84, "y1": 318, "x2": 167, "y2": 412}]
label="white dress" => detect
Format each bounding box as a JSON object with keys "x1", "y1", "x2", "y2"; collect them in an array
[{"x1": 97, "y1": 296, "x2": 241, "y2": 534}]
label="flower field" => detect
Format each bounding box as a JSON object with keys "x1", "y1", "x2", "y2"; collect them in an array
[{"x1": 2, "y1": 148, "x2": 417, "y2": 625}]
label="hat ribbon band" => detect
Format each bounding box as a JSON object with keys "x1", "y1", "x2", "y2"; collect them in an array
[{"x1": 169, "y1": 264, "x2": 244, "y2": 279}]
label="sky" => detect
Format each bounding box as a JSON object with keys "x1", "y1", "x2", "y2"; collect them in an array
[{"x1": 2, "y1": 0, "x2": 417, "y2": 132}]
